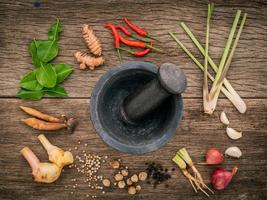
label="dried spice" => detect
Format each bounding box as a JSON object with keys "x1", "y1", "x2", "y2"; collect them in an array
[
  {"x1": 118, "y1": 180, "x2": 126, "y2": 188},
  {"x1": 102, "y1": 179, "x2": 111, "y2": 187},
  {"x1": 110, "y1": 160, "x2": 120, "y2": 169},
  {"x1": 145, "y1": 162, "x2": 171, "y2": 188},
  {"x1": 128, "y1": 186, "x2": 136, "y2": 195},
  {"x1": 138, "y1": 172, "x2": 148, "y2": 181},
  {"x1": 67, "y1": 140, "x2": 109, "y2": 198}
]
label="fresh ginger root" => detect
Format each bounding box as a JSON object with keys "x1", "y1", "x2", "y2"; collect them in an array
[
  {"x1": 82, "y1": 24, "x2": 102, "y2": 56},
  {"x1": 74, "y1": 51, "x2": 104, "y2": 70},
  {"x1": 38, "y1": 134, "x2": 74, "y2": 168},
  {"x1": 20, "y1": 147, "x2": 62, "y2": 183}
]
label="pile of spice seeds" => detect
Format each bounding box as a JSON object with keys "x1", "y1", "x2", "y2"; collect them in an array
[
  {"x1": 102, "y1": 159, "x2": 148, "y2": 195},
  {"x1": 66, "y1": 141, "x2": 172, "y2": 198},
  {"x1": 67, "y1": 140, "x2": 109, "y2": 198},
  {"x1": 145, "y1": 162, "x2": 173, "y2": 188}
]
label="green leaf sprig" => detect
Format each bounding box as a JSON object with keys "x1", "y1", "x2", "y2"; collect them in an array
[{"x1": 17, "y1": 19, "x2": 74, "y2": 100}]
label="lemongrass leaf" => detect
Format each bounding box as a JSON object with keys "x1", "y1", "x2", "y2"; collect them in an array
[
  {"x1": 218, "y1": 13, "x2": 247, "y2": 83},
  {"x1": 213, "y1": 10, "x2": 241, "y2": 85}
]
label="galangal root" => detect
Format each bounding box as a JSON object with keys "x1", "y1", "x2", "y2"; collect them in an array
[
  {"x1": 21, "y1": 118, "x2": 67, "y2": 130},
  {"x1": 20, "y1": 106, "x2": 76, "y2": 132},
  {"x1": 20, "y1": 135, "x2": 74, "y2": 183},
  {"x1": 82, "y1": 24, "x2": 102, "y2": 56},
  {"x1": 20, "y1": 106, "x2": 61, "y2": 123},
  {"x1": 38, "y1": 134, "x2": 74, "y2": 168},
  {"x1": 21, "y1": 147, "x2": 62, "y2": 183},
  {"x1": 74, "y1": 51, "x2": 104, "y2": 70}
]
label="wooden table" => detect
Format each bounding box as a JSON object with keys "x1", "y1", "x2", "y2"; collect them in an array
[{"x1": 0, "y1": 0, "x2": 266, "y2": 199}]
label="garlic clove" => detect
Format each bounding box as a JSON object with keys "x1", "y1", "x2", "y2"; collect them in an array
[
  {"x1": 226, "y1": 127, "x2": 242, "y2": 140},
  {"x1": 225, "y1": 147, "x2": 242, "y2": 158},
  {"x1": 220, "y1": 111, "x2": 230, "y2": 125}
]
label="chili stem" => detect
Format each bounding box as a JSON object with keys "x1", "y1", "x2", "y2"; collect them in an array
[
  {"x1": 116, "y1": 48, "x2": 122, "y2": 63},
  {"x1": 147, "y1": 34, "x2": 161, "y2": 42},
  {"x1": 131, "y1": 34, "x2": 151, "y2": 42},
  {"x1": 146, "y1": 45, "x2": 163, "y2": 53},
  {"x1": 117, "y1": 47, "x2": 133, "y2": 54}
]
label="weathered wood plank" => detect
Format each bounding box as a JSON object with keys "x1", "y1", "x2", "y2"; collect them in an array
[
  {"x1": 0, "y1": 0, "x2": 266, "y2": 98},
  {"x1": 0, "y1": 98, "x2": 266, "y2": 200}
]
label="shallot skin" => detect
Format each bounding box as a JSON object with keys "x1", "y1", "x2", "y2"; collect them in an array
[{"x1": 211, "y1": 166, "x2": 238, "y2": 190}]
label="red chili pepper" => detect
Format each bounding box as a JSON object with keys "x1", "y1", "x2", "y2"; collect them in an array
[
  {"x1": 116, "y1": 25, "x2": 151, "y2": 43},
  {"x1": 116, "y1": 25, "x2": 131, "y2": 36},
  {"x1": 124, "y1": 18, "x2": 147, "y2": 37},
  {"x1": 124, "y1": 18, "x2": 160, "y2": 42},
  {"x1": 104, "y1": 23, "x2": 122, "y2": 63},
  {"x1": 118, "y1": 42, "x2": 152, "y2": 57},
  {"x1": 118, "y1": 34, "x2": 162, "y2": 53},
  {"x1": 104, "y1": 24, "x2": 120, "y2": 47}
]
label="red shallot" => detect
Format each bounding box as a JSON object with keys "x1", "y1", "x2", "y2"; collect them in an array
[
  {"x1": 199, "y1": 148, "x2": 224, "y2": 165},
  {"x1": 211, "y1": 166, "x2": 238, "y2": 190}
]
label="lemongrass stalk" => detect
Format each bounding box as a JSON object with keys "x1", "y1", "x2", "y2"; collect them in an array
[
  {"x1": 208, "y1": 12, "x2": 247, "y2": 112},
  {"x1": 169, "y1": 32, "x2": 247, "y2": 113},
  {"x1": 201, "y1": 10, "x2": 241, "y2": 114},
  {"x1": 178, "y1": 148, "x2": 214, "y2": 193},
  {"x1": 172, "y1": 153, "x2": 187, "y2": 169},
  {"x1": 172, "y1": 154, "x2": 198, "y2": 193},
  {"x1": 203, "y1": 4, "x2": 214, "y2": 114},
  {"x1": 177, "y1": 148, "x2": 193, "y2": 166},
  {"x1": 180, "y1": 22, "x2": 246, "y2": 113},
  {"x1": 169, "y1": 32, "x2": 232, "y2": 96}
]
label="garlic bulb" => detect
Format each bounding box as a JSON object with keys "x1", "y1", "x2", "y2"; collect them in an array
[
  {"x1": 220, "y1": 111, "x2": 230, "y2": 125},
  {"x1": 226, "y1": 127, "x2": 242, "y2": 140},
  {"x1": 225, "y1": 147, "x2": 242, "y2": 158}
]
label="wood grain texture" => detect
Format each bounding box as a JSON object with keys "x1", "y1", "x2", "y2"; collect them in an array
[
  {"x1": 0, "y1": 0, "x2": 267, "y2": 200},
  {"x1": 0, "y1": 99, "x2": 266, "y2": 200},
  {"x1": 0, "y1": 0, "x2": 266, "y2": 98}
]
